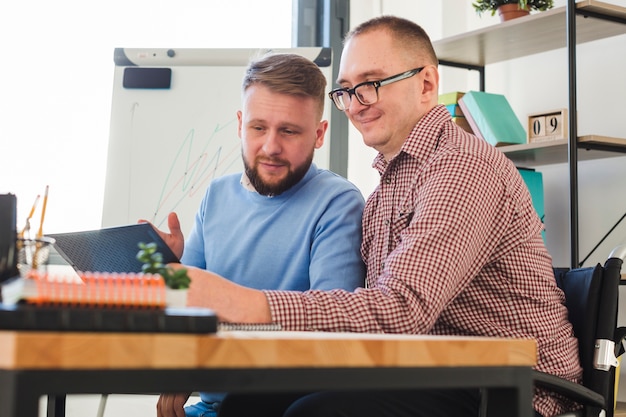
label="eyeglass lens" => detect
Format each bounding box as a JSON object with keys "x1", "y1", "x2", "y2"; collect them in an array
[{"x1": 333, "y1": 84, "x2": 377, "y2": 110}]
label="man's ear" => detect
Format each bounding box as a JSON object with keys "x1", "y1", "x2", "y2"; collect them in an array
[
  {"x1": 421, "y1": 65, "x2": 440, "y2": 103},
  {"x1": 236, "y1": 110, "x2": 243, "y2": 138},
  {"x1": 314, "y1": 120, "x2": 328, "y2": 149}
]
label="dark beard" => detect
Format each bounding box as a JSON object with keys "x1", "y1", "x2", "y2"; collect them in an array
[{"x1": 244, "y1": 153, "x2": 313, "y2": 197}]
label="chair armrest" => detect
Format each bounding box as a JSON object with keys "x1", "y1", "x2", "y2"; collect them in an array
[{"x1": 532, "y1": 370, "x2": 605, "y2": 408}]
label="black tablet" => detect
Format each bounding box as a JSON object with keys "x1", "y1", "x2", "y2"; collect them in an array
[{"x1": 48, "y1": 223, "x2": 179, "y2": 274}]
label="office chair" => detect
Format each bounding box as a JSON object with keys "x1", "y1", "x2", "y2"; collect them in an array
[{"x1": 532, "y1": 244, "x2": 626, "y2": 417}]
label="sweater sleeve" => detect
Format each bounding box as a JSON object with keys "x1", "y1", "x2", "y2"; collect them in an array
[{"x1": 308, "y1": 187, "x2": 366, "y2": 291}]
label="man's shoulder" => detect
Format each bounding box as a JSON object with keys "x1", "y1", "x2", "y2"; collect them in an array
[
  {"x1": 292, "y1": 166, "x2": 364, "y2": 206},
  {"x1": 306, "y1": 169, "x2": 363, "y2": 201},
  {"x1": 200, "y1": 172, "x2": 245, "y2": 201},
  {"x1": 309, "y1": 167, "x2": 360, "y2": 191},
  {"x1": 208, "y1": 172, "x2": 243, "y2": 187}
]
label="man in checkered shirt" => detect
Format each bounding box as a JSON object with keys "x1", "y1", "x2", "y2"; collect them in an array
[{"x1": 157, "y1": 15, "x2": 582, "y2": 417}]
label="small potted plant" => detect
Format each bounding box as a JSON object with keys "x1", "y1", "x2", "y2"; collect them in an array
[
  {"x1": 472, "y1": 0, "x2": 554, "y2": 21},
  {"x1": 137, "y1": 242, "x2": 190, "y2": 307}
]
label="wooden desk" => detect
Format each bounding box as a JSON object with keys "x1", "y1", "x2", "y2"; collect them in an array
[{"x1": 0, "y1": 330, "x2": 537, "y2": 417}]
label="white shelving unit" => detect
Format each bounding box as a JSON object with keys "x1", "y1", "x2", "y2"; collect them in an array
[{"x1": 433, "y1": 0, "x2": 626, "y2": 267}]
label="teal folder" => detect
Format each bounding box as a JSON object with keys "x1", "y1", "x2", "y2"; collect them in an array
[
  {"x1": 518, "y1": 168, "x2": 545, "y2": 241},
  {"x1": 458, "y1": 91, "x2": 527, "y2": 146}
]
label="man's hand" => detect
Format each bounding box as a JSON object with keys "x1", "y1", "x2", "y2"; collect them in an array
[
  {"x1": 182, "y1": 265, "x2": 272, "y2": 323},
  {"x1": 138, "y1": 212, "x2": 185, "y2": 259},
  {"x1": 156, "y1": 392, "x2": 191, "y2": 417}
]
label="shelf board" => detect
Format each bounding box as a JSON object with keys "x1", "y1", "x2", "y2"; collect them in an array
[
  {"x1": 433, "y1": 0, "x2": 626, "y2": 67},
  {"x1": 501, "y1": 135, "x2": 626, "y2": 166}
]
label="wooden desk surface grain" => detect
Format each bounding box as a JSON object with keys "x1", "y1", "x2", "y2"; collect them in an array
[{"x1": 0, "y1": 330, "x2": 537, "y2": 370}]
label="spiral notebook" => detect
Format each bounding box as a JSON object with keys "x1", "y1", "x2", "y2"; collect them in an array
[{"x1": 48, "y1": 223, "x2": 179, "y2": 274}]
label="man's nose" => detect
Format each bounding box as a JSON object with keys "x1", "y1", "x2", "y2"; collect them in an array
[{"x1": 262, "y1": 131, "x2": 282, "y2": 155}]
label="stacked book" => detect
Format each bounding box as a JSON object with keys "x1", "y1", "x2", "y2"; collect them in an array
[
  {"x1": 438, "y1": 91, "x2": 473, "y2": 133},
  {"x1": 457, "y1": 91, "x2": 527, "y2": 147},
  {"x1": 0, "y1": 272, "x2": 218, "y2": 333},
  {"x1": 2, "y1": 271, "x2": 167, "y2": 307}
]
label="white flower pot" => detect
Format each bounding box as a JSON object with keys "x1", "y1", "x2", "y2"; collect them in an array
[{"x1": 165, "y1": 288, "x2": 188, "y2": 308}]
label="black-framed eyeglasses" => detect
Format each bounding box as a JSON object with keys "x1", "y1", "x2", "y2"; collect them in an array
[{"x1": 328, "y1": 67, "x2": 424, "y2": 111}]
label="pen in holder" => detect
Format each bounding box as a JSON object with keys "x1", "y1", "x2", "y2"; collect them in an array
[{"x1": 17, "y1": 236, "x2": 56, "y2": 278}]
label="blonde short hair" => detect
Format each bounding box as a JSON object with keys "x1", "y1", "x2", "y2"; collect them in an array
[{"x1": 242, "y1": 53, "x2": 327, "y2": 119}]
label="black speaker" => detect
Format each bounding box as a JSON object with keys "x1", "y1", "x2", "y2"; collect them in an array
[{"x1": 0, "y1": 194, "x2": 18, "y2": 285}]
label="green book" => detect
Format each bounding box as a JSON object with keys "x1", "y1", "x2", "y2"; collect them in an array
[
  {"x1": 457, "y1": 91, "x2": 526, "y2": 146},
  {"x1": 438, "y1": 91, "x2": 465, "y2": 105}
]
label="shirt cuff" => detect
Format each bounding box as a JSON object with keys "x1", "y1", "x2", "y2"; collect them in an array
[{"x1": 263, "y1": 290, "x2": 308, "y2": 331}]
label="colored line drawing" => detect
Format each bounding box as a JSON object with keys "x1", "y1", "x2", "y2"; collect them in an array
[{"x1": 151, "y1": 119, "x2": 241, "y2": 227}]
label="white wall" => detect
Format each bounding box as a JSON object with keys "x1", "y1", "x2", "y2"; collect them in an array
[
  {"x1": 0, "y1": 0, "x2": 292, "y2": 235},
  {"x1": 346, "y1": 0, "x2": 626, "y2": 268}
]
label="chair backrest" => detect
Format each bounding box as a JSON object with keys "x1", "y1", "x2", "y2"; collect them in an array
[{"x1": 554, "y1": 254, "x2": 624, "y2": 416}]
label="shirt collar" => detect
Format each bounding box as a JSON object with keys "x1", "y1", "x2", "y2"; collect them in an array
[
  {"x1": 240, "y1": 172, "x2": 256, "y2": 192},
  {"x1": 372, "y1": 105, "x2": 451, "y2": 174}
]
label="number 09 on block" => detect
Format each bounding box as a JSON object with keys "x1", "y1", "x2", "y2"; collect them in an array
[{"x1": 528, "y1": 109, "x2": 568, "y2": 143}]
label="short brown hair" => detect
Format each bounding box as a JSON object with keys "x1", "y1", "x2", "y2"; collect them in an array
[
  {"x1": 242, "y1": 53, "x2": 327, "y2": 119},
  {"x1": 345, "y1": 16, "x2": 438, "y2": 66}
]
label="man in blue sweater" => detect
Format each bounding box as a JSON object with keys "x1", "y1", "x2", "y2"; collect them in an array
[{"x1": 155, "y1": 53, "x2": 366, "y2": 417}]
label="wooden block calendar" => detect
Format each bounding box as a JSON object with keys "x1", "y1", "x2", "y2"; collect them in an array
[{"x1": 528, "y1": 109, "x2": 568, "y2": 143}]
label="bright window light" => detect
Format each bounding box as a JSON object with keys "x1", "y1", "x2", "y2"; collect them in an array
[{"x1": 0, "y1": 0, "x2": 292, "y2": 233}]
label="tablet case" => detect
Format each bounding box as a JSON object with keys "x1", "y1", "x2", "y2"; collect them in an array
[{"x1": 48, "y1": 223, "x2": 179, "y2": 273}]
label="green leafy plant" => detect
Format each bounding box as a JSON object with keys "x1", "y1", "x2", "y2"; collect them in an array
[
  {"x1": 472, "y1": 0, "x2": 554, "y2": 16},
  {"x1": 136, "y1": 242, "x2": 191, "y2": 289}
]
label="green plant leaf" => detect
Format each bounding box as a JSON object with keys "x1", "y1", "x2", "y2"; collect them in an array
[
  {"x1": 136, "y1": 241, "x2": 191, "y2": 289},
  {"x1": 472, "y1": 0, "x2": 553, "y2": 16}
]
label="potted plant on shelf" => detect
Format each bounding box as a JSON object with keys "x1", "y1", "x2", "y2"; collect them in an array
[
  {"x1": 137, "y1": 242, "x2": 191, "y2": 307},
  {"x1": 472, "y1": 0, "x2": 554, "y2": 21}
]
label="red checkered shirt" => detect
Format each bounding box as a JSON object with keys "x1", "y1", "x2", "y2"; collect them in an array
[{"x1": 265, "y1": 105, "x2": 582, "y2": 417}]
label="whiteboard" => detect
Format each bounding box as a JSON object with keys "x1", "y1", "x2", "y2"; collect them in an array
[{"x1": 102, "y1": 47, "x2": 333, "y2": 235}]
